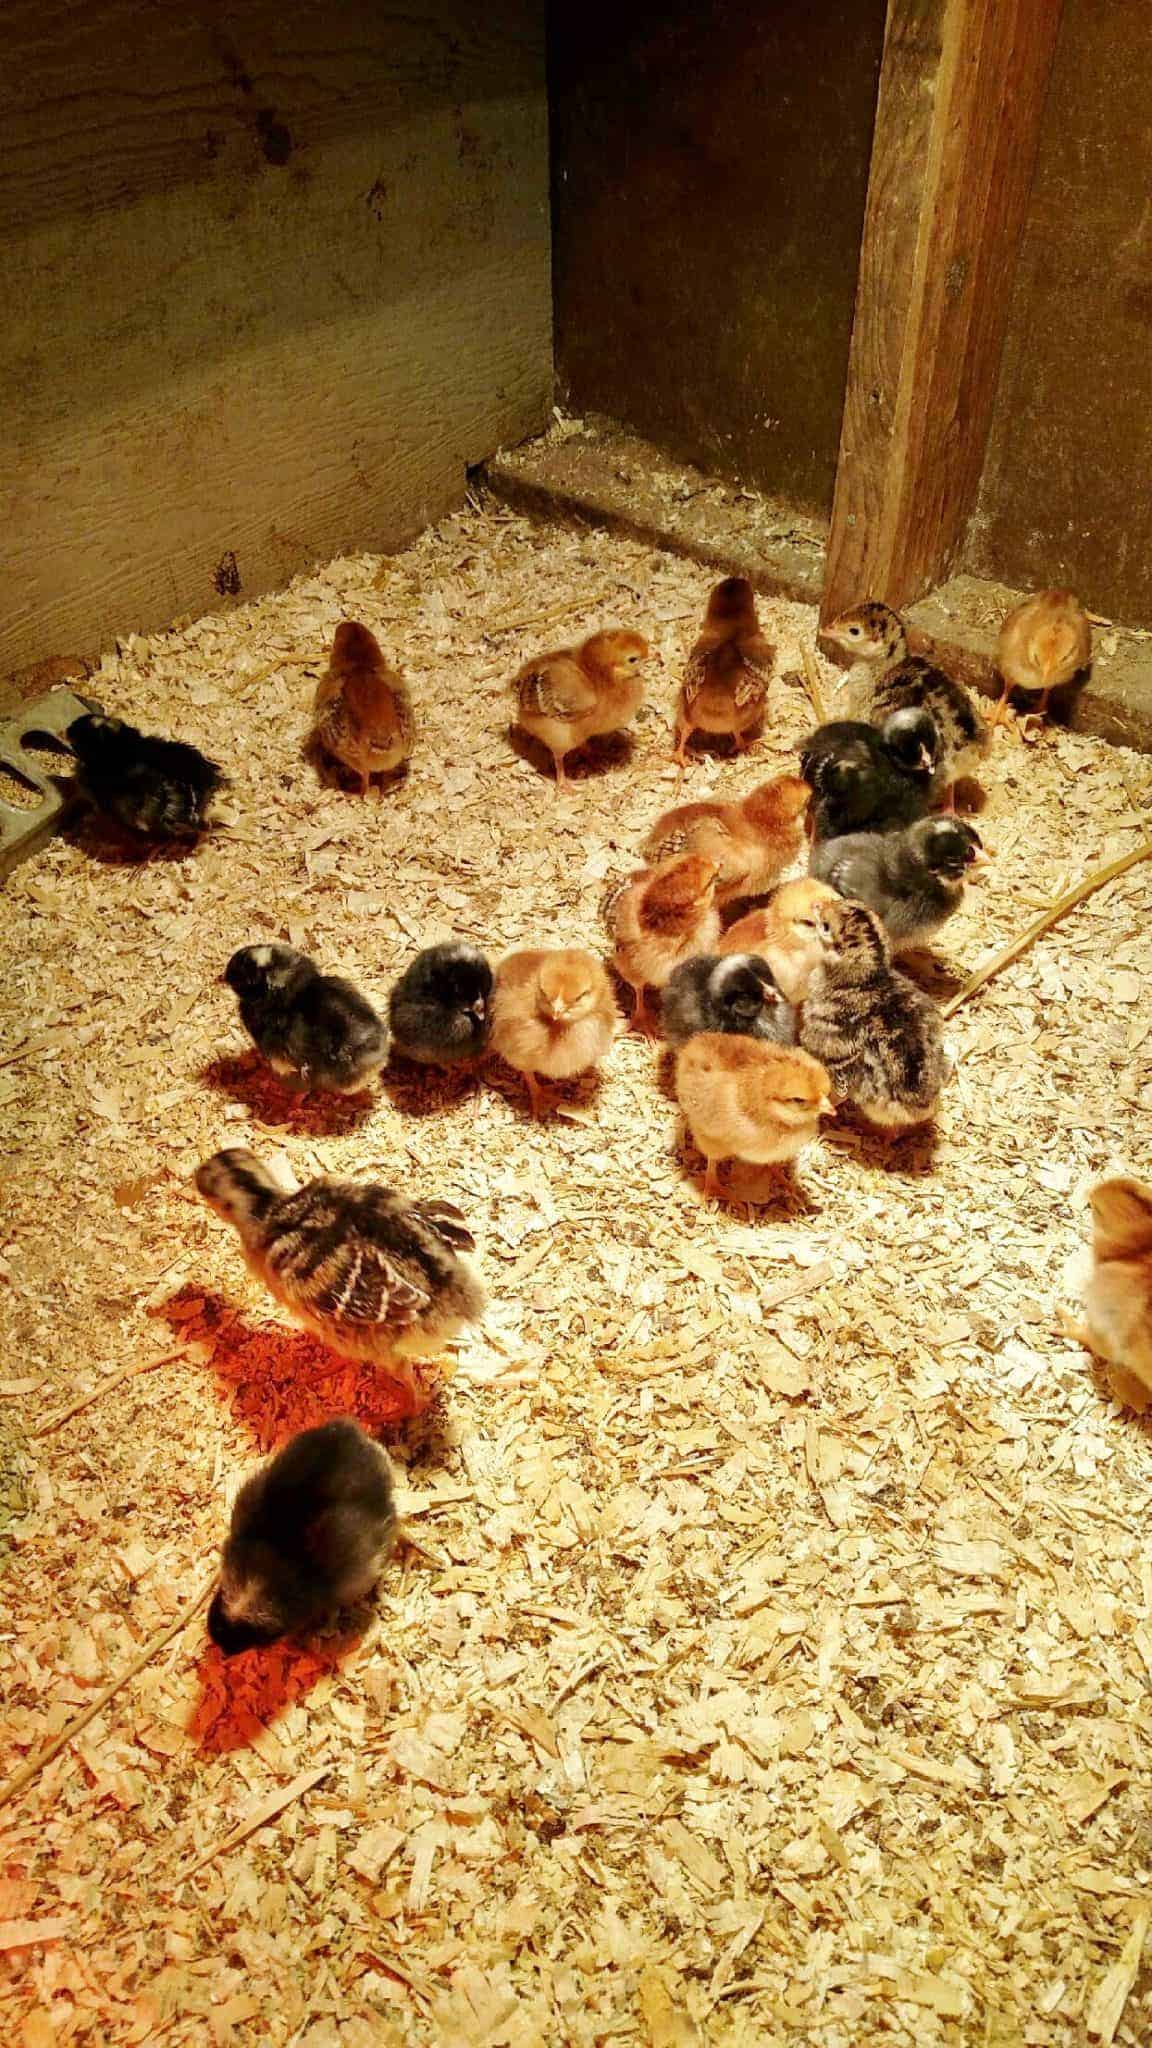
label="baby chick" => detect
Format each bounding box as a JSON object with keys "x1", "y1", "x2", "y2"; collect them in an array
[
  {"x1": 719, "y1": 878, "x2": 841, "y2": 1004},
  {"x1": 675, "y1": 1035, "x2": 833, "y2": 1196},
  {"x1": 1075, "y1": 1176, "x2": 1152, "y2": 1412},
  {"x1": 225, "y1": 944, "x2": 390, "y2": 1093},
  {"x1": 388, "y1": 942, "x2": 493, "y2": 1067},
  {"x1": 800, "y1": 710, "x2": 939, "y2": 842},
  {"x1": 673, "y1": 577, "x2": 774, "y2": 765},
  {"x1": 511, "y1": 629, "x2": 650, "y2": 788},
  {"x1": 642, "y1": 773, "x2": 809, "y2": 905},
  {"x1": 66, "y1": 712, "x2": 226, "y2": 840},
  {"x1": 810, "y1": 816, "x2": 987, "y2": 951},
  {"x1": 993, "y1": 589, "x2": 1092, "y2": 728},
  {"x1": 312, "y1": 621, "x2": 414, "y2": 792},
  {"x1": 208, "y1": 1419, "x2": 396, "y2": 1657},
  {"x1": 489, "y1": 948, "x2": 618, "y2": 1114},
  {"x1": 608, "y1": 853, "x2": 722, "y2": 1030},
  {"x1": 196, "y1": 1150, "x2": 485, "y2": 1411},
  {"x1": 661, "y1": 953, "x2": 795, "y2": 1049},
  {"x1": 799, "y1": 899, "x2": 948, "y2": 1129},
  {"x1": 824, "y1": 600, "x2": 988, "y2": 803}
]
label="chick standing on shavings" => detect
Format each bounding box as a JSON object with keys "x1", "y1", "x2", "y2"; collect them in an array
[
  {"x1": 511, "y1": 628, "x2": 651, "y2": 789},
  {"x1": 993, "y1": 588, "x2": 1092, "y2": 729},
  {"x1": 489, "y1": 947, "x2": 619, "y2": 1116},
  {"x1": 661, "y1": 953, "x2": 796, "y2": 1050},
  {"x1": 388, "y1": 942, "x2": 493, "y2": 1067},
  {"x1": 641, "y1": 773, "x2": 809, "y2": 906},
  {"x1": 823, "y1": 600, "x2": 988, "y2": 805},
  {"x1": 810, "y1": 815, "x2": 987, "y2": 952},
  {"x1": 224, "y1": 943, "x2": 391, "y2": 1093},
  {"x1": 798, "y1": 898, "x2": 949, "y2": 1130},
  {"x1": 672, "y1": 576, "x2": 775, "y2": 765},
  {"x1": 1073, "y1": 1176, "x2": 1152, "y2": 1414},
  {"x1": 196, "y1": 1149, "x2": 485, "y2": 1414},
  {"x1": 208, "y1": 1418, "x2": 396, "y2": 1657},
  {"x1": 607, "y1": 853, "x2": 722, "y2": 1031},
  {"x1": 800, "y1": 709, "x2": 939, "y2": 842},
  {"x1": 675, "y1": 1036, "x2": 834, "y2": 1198},
  {"x1": 66, "y1": 712, "x2": 227, "y2": 840},
  {"x1": 312, "y1": 620, "x2": 414, "y2": 792},
  {"x1": 718, "y1": 878, "x2": 841, "y2": 1004}
]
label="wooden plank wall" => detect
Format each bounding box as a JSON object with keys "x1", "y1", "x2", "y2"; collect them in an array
[{"x1": 0, "y1": 0, "x2": 552, "y2": 678}]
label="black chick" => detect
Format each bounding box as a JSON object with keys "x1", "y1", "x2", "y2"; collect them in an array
[
  {"x1": 225, "y1": 944, "x2": 390, "y2": 1093},
  {"x1": 67, "y1": 712, "x2": 226, "y2": 839},
  {"x1": 810, "y1": 817, "x2": 986, "y2": 950},
  {"x1": 661, "y1": 953, "x2": 796, "y2": 1048},
  {"x1": 208, "y1": 1418, "x2": 396, "y2": 1657},
  {"x1": 800, "y1": 709, "x2": 939, "y2": 842},
  {"x1": 388, "y1": 942, "x2": 494, "y2": 1066},
  {"x1": 798, "y1": 898, "x2": 949, "y2": 1129}
]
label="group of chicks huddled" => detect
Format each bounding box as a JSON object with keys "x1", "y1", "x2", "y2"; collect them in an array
[{"x1": 57, "y1": 573, "x2": 1110, "y2": 1658}]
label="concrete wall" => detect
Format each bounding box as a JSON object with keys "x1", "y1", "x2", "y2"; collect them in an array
[
  {"x1": 967, "y1": 0, "x2": 1152, "y2": 627},
  {"x1": 0, "y1": 0, "x2": 552, "y2": 677},
  {"x1": 549, "y1": 0, "x2": 887, "y2": 522}
]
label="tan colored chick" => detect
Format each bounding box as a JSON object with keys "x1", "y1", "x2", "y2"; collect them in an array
[
  {"x1": 673, "y1": 577, "x2": 774, "y2": 766},
  {"x1": 1072, "y1": 1175, "x2": 1152, "y2": 1413},
  {"x1": 992, "y1": 590, "x2": 1091, "y2": 729},
  {"x1": 719, "y1": 877, "x2": 841, "y2": 1004},
  {"x1": 490, "y1": 948, "x2": 618, "y2": 1115},
  {"x1": 642, "y1": 773, "x2": 809, "y2": 906},
  {"x1": 313, "y1": 622, "x2": 414, "y2": 792},
  {"x1": 512, "y1": 629, "x2": 650, "y2": 789},
  {"x1": 675, "y1": 1035, "x2": 833, "y2": 1197},
  {"x1": 608, "y1": 854, "x2": 722, "y2": 1030}
]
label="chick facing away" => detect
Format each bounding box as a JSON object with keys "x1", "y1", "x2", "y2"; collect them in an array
[
  {"x1": 196, "y1": 1150, "x2": 485, "y2": 1413},
  {"x1": 608, "y1": 853, "x2": 722, "y2": 1031},
  {"x1": 1074, "y1": 1176, "x2": 1152, "y2": 1413},
  {"x1": 719, "y1": 878, "x2": 841, "y2": 1004},
  {"x1": 66, "y1": 712, "x2": 227, "y2": 840},
  {"x1": 388, "y1": 942, "x2": 493, "y2": 1067},
  {"x1": 312, "y1": 621, "x2": 414, "y2": 792},
  {"x1": 993, "y1": 589, "x2": 1092, "y2": 729},
  {"x1": 225, "y1": 943, "x2": 390, "y2": 1093},
  {"x1": 675, "y1": 1035, "x2": 833, "y2": 1198},
  {"x1": 798, "y1": 899, "x2": 949, "y2": 1130},
  {"x1": 209, "y1": 1419, "x2": 396, "y2": 1657},
  {"x1": 642, "y1": 774, "x2": 809, "y2": 905},
  {"x1": 661, "y1": 953, "x2": 795, "y2": 1050},
  {"x1": 810, "y1": 816, "x2": 986, "y2": 951},
  {"x1": 800, "y1": 711, "x2": 939, "y2": 842},
  {"x1": 823, "y1": 600, "x2": 988, "y2": 801},
  {"x1": 673, "y1": 577, "x2": 775, "y2": 765},
  {"x1": 511, "y1": 629, "x2": 650, "y2": 789},
  {"x1": 489, "y1": 948, "x2": 618, "y2": 1115}
]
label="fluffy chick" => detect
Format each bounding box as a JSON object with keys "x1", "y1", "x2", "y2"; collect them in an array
[
  {"x1": 661, "y1": 953, "x2": 795, "y2": 1049},
  {"x1": 196, "y1": 1150, "x2": 485, "y2": 1412},
  {"x1": 388, "y1": 942, "x2": 493, "y2": 1067},
  {"x1": 1074, "y1": 1176, "x2": 1152, "y2": 1412},
  {"x1": 208, "y1": 1419, "x2": 396, "y2": 1657},
  {"x1": 608, "y1": 854, "x2": 722, "y2": 1030},
  {"x1": 800, "y1": 711, "x2": 938, "y2": 841},
  {"x1": 719, "y1": 878, "x2": 841, "y2": 1004},
  {"x1": 824, "y1": 600, "x2": 988, "y2": 801},
  {"x1": 511, "y1": 629, "x2": 650, "y2": 788},
  {"x1": 312, "y1": 621, "x2": 414, "y2": 792},
  {"x1": 673, "y1": 577, "x2": 774, "y2": 765},
  {"x1": 66, "y1": 712, "x2": 226, "y2": 840},
  {"x1": 675, "y1": 1035, "x2": 833, "y2": 1196},
  {"x1": 225, "y1": 943, "x2": 390, "y2": 1092},
  {"x1": 993, "y1": 589, "x2": 1092, "y2": 728},
  {"x1": 799, "y1": 899, "x2": 948, "y2": 1129},
  {"x1": 810, "y1": 816, "x2": 986, "y2": 951},
  {"x1": 642, "y1": 773, "x2": 809, "y2": 905},
  {"x1": 489, "y1": 948, "x2": 618, "y2": 1114}
]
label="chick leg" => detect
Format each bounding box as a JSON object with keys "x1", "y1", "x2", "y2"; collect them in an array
[
  {"x1": 628, "y1": 985, "x2": 654, "y2": 1034},
  {"x1": 702, "y1": 1154, "x2": 725, "y2": 1200},
  {"x1": 986, "y1": 679, "x2": 1014, "y2": 730},
  {"x1": 669, "y1": 721, "x2": 694, "y2": 771},
  {"x1": 552, "y1": 750, "x2": 569, "y2": 791},
  {"x1": 386, "y1": 1357, "x2": 429, "y2": 1418},
  {"x1": 525, "y1": 1071, "x2": 548, "y2": 1117}
]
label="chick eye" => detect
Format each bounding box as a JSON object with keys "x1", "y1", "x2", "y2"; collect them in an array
[{"x1": 849, "y1": 625, "x2": 861, "y2": 638}]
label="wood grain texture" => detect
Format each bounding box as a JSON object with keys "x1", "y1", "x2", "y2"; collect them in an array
[
  {"x1": 0, "y1": 1, "x2": 552, "y2": 675},
  {"x1": 821, "y1": 0, "x2": 1063, "y2": 624}
]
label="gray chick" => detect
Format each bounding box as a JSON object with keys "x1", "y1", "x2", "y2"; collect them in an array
[
  {"x1": 661, "y1": 953, "x2": 796, "y2": 1048},
  {"x1": 225, "y1": 943, "x2": 390, "y2": 1093},
  {"x1": 208, "y1": 1418, "x2": 396, "y2": 1657},
  {"x1": 798, "y1": 898, "x2": 949, "y2": 1129},
  {"x1": 810, "y1": 816, "x2": 986, "y2": 951},
  {"x1": 388, "y1": 942, "x2": 493, "y2": 1066}
]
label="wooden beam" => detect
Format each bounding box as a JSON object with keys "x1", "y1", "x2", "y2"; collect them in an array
[{"x1": 821, "y1": 0, "x2": 1063, "y2": 626}]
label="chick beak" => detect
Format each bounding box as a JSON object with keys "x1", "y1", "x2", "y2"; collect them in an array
[
  {"x1": 917, "y1": 745, "x2": 935, "y2": 773},
  {"x1": 968, "y1": 844, "x2": 991, "y2": 868},
  {"x1": 818, "y1": 1096, "x2": 837, "y2": 1118},
  {"x1": 546, "y1": 999, "x2": 568, "y2": 1022},
  {"x1": 468, "y1": 999, "x2": 487, "y2": 1019}
]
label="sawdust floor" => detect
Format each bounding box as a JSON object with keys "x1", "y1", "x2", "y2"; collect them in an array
[{"x1": 2, "y1": 501, "x2": 1152, "y2": 2048}]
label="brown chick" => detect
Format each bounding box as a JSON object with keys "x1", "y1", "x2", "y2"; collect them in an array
[
  {"x1": 489, "y1": 947, "x2": 618, "y2": 1115},
  {"x1": 673, "y1": 577, "x2": 775, "y2": 766},
  {"x1": 719, "y1": 877, "x2": 841, "y2": 1004},
  {"x1": 313, "y1": 622, "x2": 414, "y2": 792},
  {"x1": 1074, "y1": 1175, "x2": 1152, "y2": 1413},
  {"x1": 992, "y1": 590, "x2": 1091, "y2": 729},
  {"x1": 511, "y1": 629, "x2": 650, "y2": 789},
  {"x1": 608, "y1": 854, "x2": 722, "y2": 1030},
  {"x1": 675, "y1": 1035, "x2": 833, "y2": 1197},
  {"x1": 642, "y1": 773, "x2": 809, "y2": 906}
]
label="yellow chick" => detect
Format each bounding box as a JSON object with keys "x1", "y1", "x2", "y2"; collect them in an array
[
  {"x1": 608, "y1": 853, "x2": 722, "y2": 1031},
  {"x1": 489, "y1": 947, "x2": 619, "y2": 1115},
  {"x1": 642, "y1": 773, "x2": 810, "y2": 905},
  {"x1": 719, "y1": 877, "x2": 842, "y2": 1004},
  {"x1": 313, "y1": 622, "x2": 414, "y2": 792},
  {"x1": 675, "y1": 1035, "x2": 834, "y2": 1197},
  {"x1": 992, "y1": 590, "x2": 1091, "y2": 729},
  {"x1": 1074, "y1": 1175, "x2": 1152, "y2": 1413},
  {"x1": 673, "y1": 577, "x2": 775, "y2": 766},
  {"x1": 511, "y1": 629, "x2": 651, "y2": 789}
]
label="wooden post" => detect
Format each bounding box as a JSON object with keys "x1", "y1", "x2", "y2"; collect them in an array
[{"x1": 820, "y1": 0, "x2": 1064, "y2": 626}]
